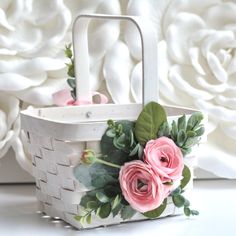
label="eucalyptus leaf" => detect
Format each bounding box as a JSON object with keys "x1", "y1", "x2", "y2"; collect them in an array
[
  {"x1": 143, "y1": 198, "x2": 167, "y2": 219},
  {"x1": 180, "y1": 165, "x2": 191, "y2": 189},
  {"x1": 120, "y1": 205, "x2": 136, "y2": 220},
  {"x1": 191, "y1": 210, "x2": 199, "y2": 216},
  {"x1": 98, "y1": 203, "x2": 111, "y2": 219},
  {"x1": 171, "y1": 187, "x2": 182, "y2": 196},
  {"x1": 67, "y1": 78, "x2": 76, "y2": 88},
  {"x1": 184, "y1": 207, "x2": 191, "y2": 216},
  {"x1": 112, "y1": 195, "x2": 121, "y2": 210},
  {"x1": 80, "y1": 194, "x2": 96, "y2": 208},
  {"x1": 96, "y1": 192, "x2": 110, "y2": 203},
  {"x1": 86, "y1": 214, "x2": 92, "y2": 224},
  {"x1": 112, "y1": 203, "x2": 123, "y2": 217},
  {"x1": 87, "y1": 201, "x2": 99, "y2": 210},
  {"x1": 135, "y1": 102, "x2": 167, "y2": 145},
  {"x1": 172, "y1": 194, "x2": 185, "y2": 207}
]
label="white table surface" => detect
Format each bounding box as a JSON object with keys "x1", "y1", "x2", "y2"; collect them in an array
[{"x1": 0, "y1": 180, "x2": 235, "y2": 236}]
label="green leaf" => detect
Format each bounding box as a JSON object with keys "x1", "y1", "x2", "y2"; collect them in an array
[
  {"x1": 120, "y1": 205, "x2": 136, "y2": 220},
  {"x1": 171, "y1": 120, "x2": 178, "y2": 141},
  {"x1": 178, "y1": 115, "x2": 186, "y2": 131},
  {"x1": 101, "y1": 121, "x2": 136, "y2": 165},
  {"x1": 187, "y1": 112, "x2": 204, "y2": 131},
  {"x1": 106, "y1": 129, "x2": 116, "y2": 138},
  {"x1": 184, "y1": 137, "x2": 199, "y2": 148},
  {"x1": 177, "y1": 130, "x2": 186, "y2": 147},
  {"x1": 180, "y1": 165, "x2": 191, "y2": 189},
  {"x1": 129, "y1": 143, "x2": 140, "y2": 156},
  {"x1": 157, "y1": 121, "x2": 170, "y2": 137},
  {"x1": 74, "y1": 215, "x2": 82, "y2": 221},
  {"x1": 112, "y1": 203, "x2": 123, "y2": 217},
  {"x1": 98, "y1": 203, "x2": 111, "y2": 219},
  {"x1": 135, "y1": 102, "x2": 167, "y2": 145},
  {"x1": 112, "y1": 195, "x2": 121, "y2": 210},
  {"x1": 67, "y1": 78, "x2": 76, "y2": 88},
  {"x1": 138, "y1": 144, "x2": 144, "y2": 158},
  {"x1": 172, "y1": 194, "x2": 185, "y2": 207},
  {"x1": 171, "y1": 187, "x2": 182, "y2": 196},
  {"x1": 143, "y1": 198, "x2": 167, "y2": 219},
  {"x1": 184, "y1": 199, "x2": 190, "y2": 207},
  {"x1": 186, "y1": 131, "x2": 196, "y2": 137},
  {"x1": 67, "y1": 64, "x2": 74, "y2": 77},
  {"x1": 71, "y1": 89, "x2": 76, "y2": 100},
  {"x1": 191, "y1": 210, "x2": 199, "y2": 216},
  {"x1": 181, "y1": 147, "x2": 191, "y2": 156},
  {"x1": 65, "y1": 43, "x2": 72, "y2": 58},
  {"x1": 184, "y1": 207, "x2": 191, "y2": 216},
  {"x1": 74, "y1": 163, "x2": 118, "y2": 189},
  {"x1": 87, "y1": 201, "x2": 98, "y2": 210},
  {"x1": 195, "y1": 127, "x2": 205, "y2": 136},
  {"x1": 86, "y1": 214, "x2": 92, "y2": 224},
  {"x1": 96, "y1": 192, "x2": 110, "y2": 203}
]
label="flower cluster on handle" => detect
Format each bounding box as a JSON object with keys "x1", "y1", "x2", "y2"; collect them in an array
[{"x1": 73, "y1": 102, "x2": 205, "y2": 224}]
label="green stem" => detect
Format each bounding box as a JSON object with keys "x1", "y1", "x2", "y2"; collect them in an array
[{"x1": 95, "y1": 158, "x2": 121, "y2": 169}]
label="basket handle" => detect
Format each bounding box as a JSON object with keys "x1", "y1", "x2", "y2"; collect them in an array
[{"x1": 72, "y1": 14, "x2": 159, "y2": 105}]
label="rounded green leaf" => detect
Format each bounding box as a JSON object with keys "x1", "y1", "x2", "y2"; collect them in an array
[
  {"x1": 184, "y1": 207, "x2": 191, "y2": 216},
  {"x1": 180, "y1": 165, "x2": 191, "y2": 189},
  {"x1": 191, "y1": 210, "x2": 199, "y2": 216},
  {"x1": 96, "y1": 192, "x2": 109, "y2": 203},
  {"x1": 86, "y1": 214, "x2": 92, "y2": 224},
  {"x1": 87, "y1": 201, "x2": 98, "y2": 209},
  {"x1": 143, "y1": 198, "x2": 167, "y2": 219},
  {"x1": 135, "y1": 102, "x2": 167, "y2": 145},
  {"x1": 98, "y1": 203, "x2": 111, "y2": 219},
  {"x1": 172, "y1": 195, "x2": 185, "y2": 207}
]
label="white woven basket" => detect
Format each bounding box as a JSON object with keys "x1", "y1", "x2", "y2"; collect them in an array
[{"x1": 21, "y1": 14, "x2": 204, "y2": 229}]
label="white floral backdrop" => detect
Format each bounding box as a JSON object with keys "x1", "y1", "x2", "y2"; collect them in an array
[{"x1": 0, "y1": 0, "x2": 236, "y2": 178}]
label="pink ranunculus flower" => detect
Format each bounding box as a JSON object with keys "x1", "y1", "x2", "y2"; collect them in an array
[
  {"x1": 119, "y1": 160, "x2": 166, "y2": 213},
  {"x1": 144, "y1": 137, "x2": 184, "y2": 182}
]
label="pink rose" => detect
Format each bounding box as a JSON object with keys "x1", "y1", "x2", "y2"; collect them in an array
[
  {"x1": 144, "y1": 137, "x2": 184, "y2": 182},
  {"x1": 119, "y1": 160, "x2": 165, "y2": 213}
]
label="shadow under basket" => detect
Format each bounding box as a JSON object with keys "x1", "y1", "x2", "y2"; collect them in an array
[{"x1": 21, "y1": 103, "x2": 200, "y2": 229}]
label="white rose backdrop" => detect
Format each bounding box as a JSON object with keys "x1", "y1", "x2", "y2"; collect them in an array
[{"x1": 0, "y1": 0, "x2": 235, "y2": 178}]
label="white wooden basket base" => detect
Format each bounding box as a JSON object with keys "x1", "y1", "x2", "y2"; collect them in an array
[{"x1": 21, "y1": 104, "x2": 200, "y2": 229}]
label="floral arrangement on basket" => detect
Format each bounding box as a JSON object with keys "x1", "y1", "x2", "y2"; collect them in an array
[
  {"x1": 73, "y1": 102, "x2": 204, "y2": 224},
  {"x1": 52, "y1": 44, "x2": 205, "y2": 225}
]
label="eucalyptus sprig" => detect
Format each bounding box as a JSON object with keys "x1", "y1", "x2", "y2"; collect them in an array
[
  {"x1": 171, "y1": 187, "x2": 199, "y2": 217},
  {"x1": 64, "y1": 44, "x2": 76, "y2": 99},
  {"x1": 75, "y1": 191, "x2": 136, "y2": 224},
  {"x1": 158, "y1": 112, "x2": 205, "y2": 156}
]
